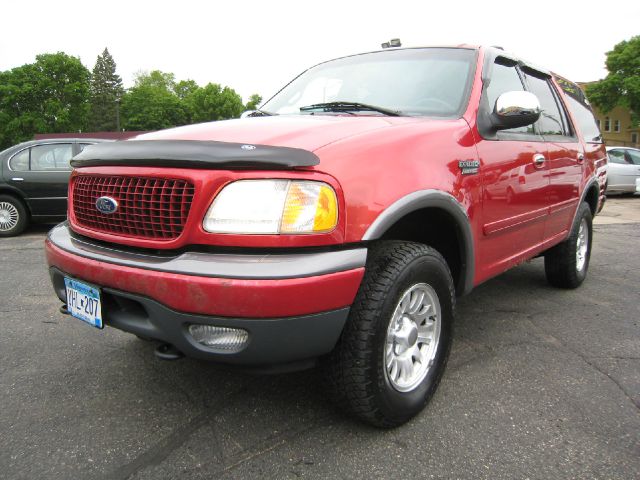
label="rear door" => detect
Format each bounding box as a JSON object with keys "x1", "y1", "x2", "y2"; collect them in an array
[{"x1": 522, "y1": 70, "x2": 582, "y2": 240}]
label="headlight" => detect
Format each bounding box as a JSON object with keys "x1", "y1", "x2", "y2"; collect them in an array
[{"x1": 203, "y1": 179, "x2": 338, "y2": 234}]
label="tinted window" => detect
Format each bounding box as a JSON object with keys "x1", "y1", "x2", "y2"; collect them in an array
[
  {"x1": 9, "y1": 149, "x2": 29, "y2": 171},
  {"x1": 524, "y1": 72, "x2": 567, "y2": 136},
  {"x1": 627, "y1": 149, "x2": 640, "y2": 165},
  {"x1": 554, "y1": 76, "x2": 602, "y2": 143},
  {"x1": 486, "y1": 62, "x2": 531, "y2": 134},
  {"x1": 608, "y1": 150, "x2": 628, "y2": 164},
  {"x1": 30, "y1": 144, "x2": 73, "y2": 171}
]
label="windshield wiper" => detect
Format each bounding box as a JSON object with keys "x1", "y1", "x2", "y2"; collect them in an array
[{"x1": 300, "y1": 102, "x2": 401, "y2": 116}]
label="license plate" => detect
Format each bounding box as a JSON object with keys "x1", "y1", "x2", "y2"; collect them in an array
[{"x1": 64, "y1": 277, "x2": 103, "y2": 329}]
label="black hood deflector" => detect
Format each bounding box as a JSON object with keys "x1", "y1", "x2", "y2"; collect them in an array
[{"x1": 71, "y1": 140, "x2": 319, "y2": 169}]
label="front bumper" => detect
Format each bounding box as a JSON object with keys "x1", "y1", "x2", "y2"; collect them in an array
[{"x1": 46, "y1": 223, "x2": 366, "y2": 365}]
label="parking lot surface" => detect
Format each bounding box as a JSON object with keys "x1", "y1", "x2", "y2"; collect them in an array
[{"x1": 1, "y1": 197, "x2": 638, "y2": 479}]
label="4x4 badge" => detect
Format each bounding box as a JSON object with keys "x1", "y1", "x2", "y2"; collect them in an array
[{"x1": 459, "y1": 159, "x2": 480, "y2": 175}]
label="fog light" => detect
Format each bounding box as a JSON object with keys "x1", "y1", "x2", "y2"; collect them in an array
[{"x1": 188, "y1": 325, "x2": 249, "y2": 352}]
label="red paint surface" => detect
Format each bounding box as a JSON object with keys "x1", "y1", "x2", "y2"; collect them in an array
[
  {"x1": 46, "y1": 239, "x2": 364, "y2": 318},
  {"x1": 60, "y1": 46, "x2": 607, "y2": 295}
]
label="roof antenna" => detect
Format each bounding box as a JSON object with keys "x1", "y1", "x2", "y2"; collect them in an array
[{"x1": 381, "y1": 38, "x2": 402, "y2": 49}]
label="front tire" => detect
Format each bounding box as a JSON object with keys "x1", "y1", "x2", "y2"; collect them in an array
[
  {"x1": 0, "y1": 195, "x2": 28, "y2": 237},
  {"x1": 544, "y1": 202, "x2": 592, "y2": 288},
  {"x1": 324, "y1": 241, "x2": 454, "y2": 428}
]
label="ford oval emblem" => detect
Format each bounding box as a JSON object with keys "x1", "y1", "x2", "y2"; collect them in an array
[
  {"x1": 96, "y1": 196, "x2": 118, "y2": 215},
  {"x1": 241, "y1": 144, "x2": 256, "y2": 150}
]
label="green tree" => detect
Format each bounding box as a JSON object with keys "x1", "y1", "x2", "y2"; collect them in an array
[
  {"x1": 184, "y1": 83, "x2": 245, "y2": 123},
  {"x1": 89, "y1": 48, "x2": 124, "y2": 131},
  {"x1": 0, "y1": 52, "x2": 90, "y2": 149},
  {"x1": 245, "y1": 94, "x2": 262, "y2": 111},
  {"x1": 175, "y1": 79, "x2": 199, "y2": 100},
  {"x1": 586, "y1": 35, "x2": 640, "y2": 126},
  {"x1": 120, "y1": 71, "x2": 188, "y2": 130}
]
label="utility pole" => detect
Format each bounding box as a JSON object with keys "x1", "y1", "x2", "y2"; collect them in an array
[{"x1": 115, "y1": 98, "x2": 121, "y2": 131}]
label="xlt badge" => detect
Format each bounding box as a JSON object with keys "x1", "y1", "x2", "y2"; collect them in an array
[{"x1": 459, "y1": 159, "x2": 480, "y2": 175}]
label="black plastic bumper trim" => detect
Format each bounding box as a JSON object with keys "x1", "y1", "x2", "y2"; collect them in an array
[
  {"x1": 50, "y1": 267, "x2": 349, "y2": 366},
  {"x1": 48, "y1": 223, "x2": 367, "y2": 280}
]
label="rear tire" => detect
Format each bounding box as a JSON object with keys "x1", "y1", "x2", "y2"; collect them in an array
[
  {"x1": 323, "y1": 241, "x2": 454, "y2": 428},
  {"x1": 0, "y1": 195, "x2": 28, "y2": 237},
  {"x1": 544, "y1": 202, "x2": 592, "y2": 288}
]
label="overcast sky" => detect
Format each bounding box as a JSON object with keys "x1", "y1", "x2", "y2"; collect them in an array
[{"x1": 1, "y1": 0, "x2": 638, "y2": 103}]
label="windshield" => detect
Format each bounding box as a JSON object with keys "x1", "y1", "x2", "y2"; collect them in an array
[{"x1": 262, "y1": 48, "x2": 477, "y2": 117}]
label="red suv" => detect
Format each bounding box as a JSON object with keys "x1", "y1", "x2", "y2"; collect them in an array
[{"x1": 46, "y1": 46, "x2": 607, "y2": 427}]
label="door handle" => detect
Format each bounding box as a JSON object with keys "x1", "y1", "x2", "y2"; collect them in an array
[
  {"x1": 577, "y1": 153, "x2": 585, "y2": 163},
  {"x1": 11, "y1": 177, "x2": 24, "y2": 181},
  {"x1": 533, "y1": 154, "x2": 546, "y2": 167}
]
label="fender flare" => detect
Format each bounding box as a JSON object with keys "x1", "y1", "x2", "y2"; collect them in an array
[
  {"x1": 362, "y1": 190, "x2": 475, "y2": 295},
  {"x1": 572, "y1": 177, "x2": 600, "y2": 225}
]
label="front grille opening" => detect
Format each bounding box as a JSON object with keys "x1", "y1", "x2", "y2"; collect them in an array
[{"x1": 72, "y1": 175, "x2": 195, "y2": 240}]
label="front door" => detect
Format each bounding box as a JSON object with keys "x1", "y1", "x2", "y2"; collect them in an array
[{"x1": 475, "y1": 59, "x2": 550, "y2": 281}]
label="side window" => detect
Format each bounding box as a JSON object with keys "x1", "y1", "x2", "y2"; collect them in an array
[
  {"x1": 626, "y1": 149, "x2": 640, "y2": 165},
  {"x1": 78, "y1": 143, "x2": 93, "y2": 152},
  {"x1": 554, "y1": 76, "x2": 603, "y2": 143},
  {"x1": 524, "y1": 72, "x2": 568, "y2": 137},
  {"x1": 564, "y1": 95, "x2": 603, "y2": 143},
  {"x1": 486, "y1": 61, "x2": 532, "y2": 134},
  {"x1": 607, "y1": 150, "x2": 628, "y2": 164},
  {"x1": 9, "y1": 149, "x2": 30, "y2": 171},
  {"x1": 30, "y1": 144, "x2": 74, "y2": 171}
]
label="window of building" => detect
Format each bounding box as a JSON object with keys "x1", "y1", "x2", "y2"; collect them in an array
[
  {"x1": 604, "y1": 117, "x2": 611, "y2": 132},
  {"x1": 631, "y1": 132, "x2": 638, "y2": 145},
  {"x1": 614, "y1": 119, "x2": 621, "y2": 132}
]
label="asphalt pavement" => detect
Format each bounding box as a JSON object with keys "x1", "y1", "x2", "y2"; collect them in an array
[{"x1": 1, "y1": 198, "x2": 638, "y2": 479}]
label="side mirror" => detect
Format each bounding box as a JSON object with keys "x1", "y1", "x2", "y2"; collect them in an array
[{"x1": 492, "y1": 91, "x2": 541, "y2": 130}]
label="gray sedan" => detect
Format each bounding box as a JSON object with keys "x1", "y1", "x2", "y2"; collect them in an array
[{"x1": 605, "y1": 146, "x2": 640, "y2": 195}]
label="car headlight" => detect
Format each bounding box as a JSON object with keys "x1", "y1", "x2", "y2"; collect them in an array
[{"x1": 203, "y1": 179, "x2": 338, "y2": 234}]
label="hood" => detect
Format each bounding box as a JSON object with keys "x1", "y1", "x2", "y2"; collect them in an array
[{"x1": 135, "y1": 115, "x2": 424, "y2": 153}]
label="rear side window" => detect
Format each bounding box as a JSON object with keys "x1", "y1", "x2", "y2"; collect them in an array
[
  {"x1": 486, "y1": 62, "x2": 532, "y2": 134},
  {"x1": 554, "y1": 76, "x2": 603, "y2": 143},
  {"x1": 30, "y1": 144, "x2": 73, "y2": 171},
  {"x1": 524, "y1": 72, "x2": 568, "y2": 137},
  {"x1": 9, "y1": 149, "x2": 29, "y2": 171}
]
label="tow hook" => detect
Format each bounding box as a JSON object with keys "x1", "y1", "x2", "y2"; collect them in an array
[
  {"x1": 154, "y1": 343, "x2": 185, "y2": 361},
  {"x1": 60, "y1": 304, "x2": 70, "y2": 315}
]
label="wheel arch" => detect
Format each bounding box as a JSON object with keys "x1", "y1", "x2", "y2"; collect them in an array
[
  {"x1": 581, "y1": 179, "x2": 600, "y2": 217},
  {"x1": 362, "y1": 190, "x2": 474, "y2": 296},
  {"x1": 0, "y1": 187, "x2": 31, "y2": 215}
]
